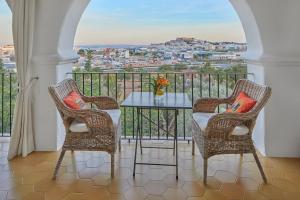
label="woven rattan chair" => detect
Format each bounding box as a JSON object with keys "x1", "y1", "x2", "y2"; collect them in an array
[
  {"x1": 48, "y1": 78, "x2": 121, "y2": 179},
  {"x1": 192, "y1": 79, "x2": 271, "y2": 184}
]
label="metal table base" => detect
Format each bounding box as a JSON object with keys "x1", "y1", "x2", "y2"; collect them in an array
[{"x1": 133, "y1": 108, "x2": 179, "y2": 179}]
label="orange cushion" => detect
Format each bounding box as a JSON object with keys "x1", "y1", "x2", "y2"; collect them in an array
[
  {"x1": 226, "y1": 92, "x2": 256, "y2": 113},
  {"x1": 63, "y1": 91, "x2": 86, "y2": 110}
]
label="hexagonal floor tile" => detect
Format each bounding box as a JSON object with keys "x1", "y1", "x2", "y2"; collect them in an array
[
  {"x1": 128, "y1": 173, "x2": 150, "y2": 187},
  {"x1": 214, "y1": 170, "x2": 237, "y2": 183},
  {"x1": 144, "y1": 180, "x2": 168, "y2": 195},
  {"x1": 221, "y1": 183, "x2": 245, "y2": 199},
  {"x1": 108, "y1": 179, "x2": 131, "y2": 194},
  {"x1": 163, "y1": 188, "x2": 187, "y2": 200},
  {"x1": 146, "y1": 168, "x2": 166, "y2": 181},
  {"x1": 124, "y1": 187, "x2": 147, "y2": 200},
  {"x1": 182, "y1": 181, "x2": 205, "y2": 197}
]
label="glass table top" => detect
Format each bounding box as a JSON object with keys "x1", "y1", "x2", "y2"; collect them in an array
[{"x1": 121, "y1": 92, "x2": 192, "y2": 109}]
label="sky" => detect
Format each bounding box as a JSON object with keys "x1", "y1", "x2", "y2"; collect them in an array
[
  {"x1": 0, "y1": 0, "x2": 12, "y2": 45},
  {"x1": 0, "y1": 0, "x2": 246, "y2": 45}
]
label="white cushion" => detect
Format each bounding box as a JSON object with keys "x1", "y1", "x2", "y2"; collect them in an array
[
  {"x1": 69, "y1": 109, "x2": 121, "y2": 133},
  {"x1": 192, "y1": 112, "x2": 249, "y2": 136}
]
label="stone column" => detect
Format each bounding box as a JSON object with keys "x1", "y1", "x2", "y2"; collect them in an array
[{"x1": 231, "y1": 0, "x2": 300, "y2": 157}]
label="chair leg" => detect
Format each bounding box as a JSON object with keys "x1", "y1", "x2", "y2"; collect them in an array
[
  {"x1": 52, "y1": 149, "x2": 66, "y2": 180},
  {"x1": 192, "y1": 139, "x2": 195, "y2": 156},
  {"x1": 203, "y1": 158, "x2": 208, "y2": 185},
  {"x1": 253, "y1": 151, "x2": 267, "y2": 183},
  {"x1": 111, "y1": 153, "x2": 115, "y2": 178},
  {"x1": 119, "y1": 138, "x2": 121, "y2": 152}
]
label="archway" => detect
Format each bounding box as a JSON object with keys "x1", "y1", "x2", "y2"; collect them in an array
[{"x1": 71, "y1": 0, "x2": 271, "y2": 153}]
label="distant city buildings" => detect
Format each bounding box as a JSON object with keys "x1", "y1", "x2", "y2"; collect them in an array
[
  {"x1": 0, "y1": 37, "x2": 247, "y2": 72},
  {"x1": 0, "y1": 44, "x2": 16, "y2": 72},
  {"x1": 74, "y1": 37, "x2": 246, "y2": 72}
]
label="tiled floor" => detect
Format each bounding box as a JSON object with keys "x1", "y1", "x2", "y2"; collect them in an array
[{"x1": 0, "y1": 138, "x2": 300, "y2": 200}]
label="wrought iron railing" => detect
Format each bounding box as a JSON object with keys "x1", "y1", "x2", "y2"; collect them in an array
[
  {"x1": 0, "y1": 72, "x2": 252, "y2": 139},
  {"x1": 67, "y1": 72, "x2": 252, "y2": 141},
  {"x1": 0, "y1": 72, "x2": 18, "y2": 137}
]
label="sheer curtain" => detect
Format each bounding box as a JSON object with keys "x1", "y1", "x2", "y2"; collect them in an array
[{"x1": 7, "y1": 0, "x2": 36, "y2": 159}]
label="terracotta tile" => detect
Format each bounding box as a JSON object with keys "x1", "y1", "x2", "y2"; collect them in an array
[
  {"x1": 83, "y1": 187, "x2": 111, "y2": 200},
  {"x1": 244, "y1": 191, "x2": 271, "y2": 200},
  {"x1": 163, "y1": 188, "x2": 187, "y2": 200},
  {"x1": 92, "y1": 174, "x2": 111, "y2": 186},
  {"x1": 146, "y1": 168, "x2": 166, "y2": 181},
  {"x1": 180, "y1": 169, "x2": 201, "y2": 181},
  {"x1": 163, "y1": 174, "x2": 184, "y2": 188},
  {"x1": 205, "y1": 176, "x2": 222, "y2": 190},
  {"x1": 182, "y1": 181, "x2": 205, "y2": 197},
  {"x1": 78, "y1": 167, "x2": 101, "y2": 179},
  {"x1": 114, "y1": 167, "x2": 132, "y2": 179},
  {"x1": 221, "y1": 183, "x2": 245, "y2": 199},
  {"x1": 124, "y1": 187, "x2": 147, "y2": 200},
  {"x1": 23, "y1": 192, "x2": 45, "y2": 200},
  {"x1": 61, "y1": 193, "x2": 89, "y2": 200},
  {"x1": 44, "y1": 184, "x2": 71, "y2": 200},
  {"x1": 86, "y1": 157, "x2": 105, "y2": 168},
  {"x1": 7, "y1": 184, "x2": 34, "y2": 199},
  {"x1": 186, "y1": 197, "x2": 204, "y2": 200},
  {"x1": 259, "y1": 184, "x2": 285, "y2": 199},
  {"x1": 108, "y1": 179, "x2": 130, "y2": 194},
  {"x1": 128, "y1": 173, "x2": 149, "y2": 187},
  {"x1": 144, "y1": 180, "x2": 167, "y2": 195},
  {"x1": 145, "y1": 195, "x2": 165, "y2": 200},
  {"x1": 0, "y1": 176, "x2": 22, "y2": 190},
  {"x1": 214, "y1": 170, "x2": 237, "y2": 183},
  {"x1": 0, "y1": 140, "x2": 299, "y2": 200},
  {"x1": 202, "y1": 189, "x2": 227, "y2": 200},
  {"x1": 111, "y1": 193, "x2": 125, "y2": 200},
  {"x1": 236, "y1": 177, "x2": 261, "y2": 191},
  {"x1": 0, "y1": 191, "x2": 7, "y2": 200}
]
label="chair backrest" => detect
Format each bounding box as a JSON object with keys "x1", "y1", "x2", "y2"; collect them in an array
[
  {"x1": 230, "y1": 79, "x2": 272, "y2": 116},
  {"x1": 48, "y1": 78, "x2": 80, "y2": 120}
]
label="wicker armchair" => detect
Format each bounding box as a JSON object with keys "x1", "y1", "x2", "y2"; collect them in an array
[
  {"x1": 192, "y1": 79, "x2": 271, "y2": 184},
  {"x1": 48, "y1": 79, "x2": 121, "y2": 179}
]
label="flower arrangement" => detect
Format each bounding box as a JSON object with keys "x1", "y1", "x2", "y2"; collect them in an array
[{"x1": 151, "y1": 75, "x2": 169, "y2": 96}]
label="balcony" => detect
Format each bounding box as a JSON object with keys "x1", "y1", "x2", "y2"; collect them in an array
[{"x1": 1, "y1": 0, "x2": 300, "y2": 199}]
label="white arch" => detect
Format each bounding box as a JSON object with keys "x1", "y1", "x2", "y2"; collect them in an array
[{"x1": 230, "y1": 0, "x2": 263, "y2": 61}]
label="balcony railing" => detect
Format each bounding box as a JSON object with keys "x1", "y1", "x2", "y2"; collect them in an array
[
  {"x1": 0, "y1": 72, "x2": 18, "y2": 137},
  {"x1": 0, "y1": 72, "x2": 252, "y2": 139},
  {"x1": 68, "y1": 72, "x2": 251, "y2": 141}
]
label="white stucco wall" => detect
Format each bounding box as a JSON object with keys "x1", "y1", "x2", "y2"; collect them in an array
[
  {"x1": 30, "y1": 0, "x2": 90, "y2": 150},
  {"x1": 231, "y1": 0, "x2": 300, "y2": 157}
]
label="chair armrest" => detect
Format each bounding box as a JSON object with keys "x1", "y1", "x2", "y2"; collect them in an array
[
  {"x1": 193, "y1": 98, "x2": 233, "y2": 113},
  {"x1": 205, "y1": 112, "x2": 254, "y2": 137},
  {"x1": 82, "y1": 95, "x2": 119, "y2": 110},
  {"x1": 62, "y1": 108, "x2": 115, "y2": 130}
]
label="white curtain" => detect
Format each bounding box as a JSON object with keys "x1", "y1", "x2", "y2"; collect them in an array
[{"x1": 7, "y1": 0, "x2": 36, "y2": 159}]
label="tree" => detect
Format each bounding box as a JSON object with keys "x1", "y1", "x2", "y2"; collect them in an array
[
  {"x1": 159, "y1": 65, "x2": 173, "y2": 72},
  {"x1": 0, "y1": 58, "x2": 4, "y2": 71},
  {"x1": 78, "y1": 49, "x2": 85, "y2": 57},
  {"x1": 174, "y1": 64, "x2": 187, "y2": 71},
  {"x1": 84, "y1": 50, "x2": 93, "y2": 71}
]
